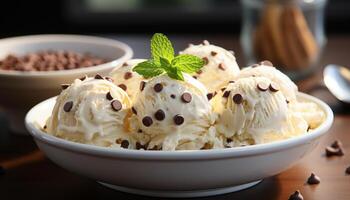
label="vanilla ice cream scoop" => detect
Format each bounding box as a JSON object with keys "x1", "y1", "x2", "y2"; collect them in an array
[
  {"x1": 290, "y1": 101, "x2": 326, "y2": 130},
  {"x1": 46, "y1": 75, "x2": 134, "y2": 148},
  {"x1": 110, "y1": 59, "x2": 146, "y2": 100},
  {"x1": 132, "y1": 73, "x2": 222, "y2": 151},
  {"x1": 236, "y1": 63, "x2": 298, "y2": 103},
  {"x1": 180, "y1": 40, "x2": 240, "y2": 93},
  {"x1": 215, "y1": 76, "x2": 307, "y2": 146}
]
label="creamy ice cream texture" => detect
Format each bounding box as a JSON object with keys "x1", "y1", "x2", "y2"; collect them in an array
[
  {"x1": 46, "y1": 75, "x2": 134, "y2": 148},
  {"x1": 290, "y1": 101, "x2": 326, "y2": 130},
  {"x1": 110, "y1": 59, "x2": 146, "y2": 100},
  {"x1": 44, "y1": 32, "x2": 327, "y2": 150},
  {"x1": 132, "y1": 73, "x2": 222, "y2": 150},
  {"x1": 180, "y1": 40, "x2": 240, "y2": 93},
  {"x1": 236, "y1": 63, "x2": 298, "y2": 103},
  {"x1": 236, "y1": 63, "x2": 325, "y2": 130},
  {"x1": 214, "y1": 76, "x2": 308, "y2": 146}
]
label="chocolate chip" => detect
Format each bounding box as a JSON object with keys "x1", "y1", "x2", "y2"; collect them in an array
[
  {"x1": 181, "y1": 92, "x2": 192, "y2": 103},
  {"x1": 0, "y1": 51, "x2": 106, "y2": 72},
  {"x1": 211, "y1": 51, "x2": 217, "y2": 56},
  {"x1": 136, "y1": 142, "x2": 145, "y2": 150},
  {"x1": 251, "y1": 64, "x2": 259, "y2": 68},
  {"x1": 288, "y1": 190, "x2": 303, "y2": 200},
  {"x1": 0, "y1": 166, "x2": 5, "y2": 175},
  {"x1": 120, "y1": 140, "x2": 129, "y2": 148},
  {"x1": 307, "y1": 126, "x2": 311, "y2": 132},
  {"x1": 63, "y1": 101, "x2": 73, "y2": 112},
  {"x1": 269, "y1": 83, "x2": 279, "y2": 92},
  {"x1": 140, "y1": 81, "x2": 146, "y2": 91},
  {"x1": 221, "y1": 87, "x2": 226, "y2": 92},
  {"x1": 346, "y1": 166, "x2": 350, "y2": 175},
  {"x1": 138, "y1": 129, "x2": 142, "y2": 133},
  {"x1": 122, "y1": 62, "x2": 128, "y2": 67},
  {"x1": 124, "y1": 72, "x2": 132, "y2": 80},
  {"x1": 154, "y1": 109, "x2": 165, "y2": 121},
  {"x1": 142, "y1": 116, "x2": 153, "y2": 127},
  {"x1": 259, "y1": 60, "x2": 273, "y2": 66},
  {"x1": 94, "y1": 74, "x2": 104, "y2": 79},
  {"x1": 118, "y1": 84, "x2": 127, "y2": 91},
  {"x1": 307, "y1": 173, "x2": 320, "y2": 184},
  {"x1": 233, "y1": 94, "x2": 243, "y2": 104},
  {"x1": 226, "y1": 138, "x2": 233, "y2": 143},
  {"x1": 207, "y1": 93, "x2": 214, "y2": 100},
  {"x1": 105, "y1": 76, "x2": 114, "y2": 82},
  {"x1": 192, "y1": 76, "x2": 197, "y2": 79},
  {"x1": 331, "y1": 140, "x2": 342, "y2": 149},
  {"x1": 43, "y1": 125, "x2": 47, "y2": 130},
  {"x1": 61, "y1": 84, "x2": 70, "y2": 90},
  {"x1": 111, "y1": 100, "x2": 122, "y2": 111},
  {"x1": 222, "y1": 90, "x2": 231, "y2": 98},
  {"x1": 173, "y1": 114, "x2": 184, "y2": 125},
  {"x1": 170, "y1": 94, "x2": 176, "y2": 99},
  {"x1": 286, "y1": 100, "x2": 290, "y2": 104},
  {"x1": 80, "y1": 76, "x2": 87, "y2": 81},
  {"x1": 154, "y1": 83, "x2": 163, "y2": 92},
  {"x1": 257, "y1": 82, "x2": 269, "y2": 91},
  {"x1": 325, "y1": 146, "x2": 344, "y2": 157},
  {"x1": 132, "y1": 107, "x2": 137, "y2": 115},
  {"x1": 197, "y1": 70, "x2": 203, "y2": 74},
  {"x1": 201, "y1": 143, "x2": 212, "y2": 150},
  {"x1": 106, "y1": 92, "x2": 113, "y2": 100},
  {"x1": 149, "y1": 145, "x2": 162, "y2": 151},
  {"x1": 202, "y1": 57, "x2": 209, "y2": 65},
  {"x1": 229, "y1": 80, "x2": 235, "y2": 83},
  {"x1": 218, "y1": 63, "x2": 225, "y2": 71}
]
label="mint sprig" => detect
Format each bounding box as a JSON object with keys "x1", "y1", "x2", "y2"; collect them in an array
[
  {"x1": 132, "y1": 33, "x2": 204, "y2": 81},
  {"x1": 151, "y1": 34, "x2": 174, "y2": 64}
]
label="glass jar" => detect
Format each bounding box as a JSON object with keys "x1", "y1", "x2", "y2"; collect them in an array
[{"x1": 240, "y1": 0, "x2": 327, "y2": 80}]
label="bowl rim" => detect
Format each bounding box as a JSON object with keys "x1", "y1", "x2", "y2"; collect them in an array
[
  {"x1": 25, "y1": 92, "x2": 333, "y2": 160},
  {"x1": 0, "y1": 34, "x2": 133, "y2": 77}
]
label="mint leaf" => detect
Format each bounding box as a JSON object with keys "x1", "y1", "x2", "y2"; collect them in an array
[
  {"x1": 160, "y1": 57, "x2": 184, "y2": 81},
  {"x1": 171, "y1": 54, "x2": 204, "y2": 73},
  {"x1": 132, "y1": 60, "x2": 164, "y2": 78},
  {"x1": 131, "y1": 33, "x2": 203, "y2": 81},
  {"x1": 151, "y1": 33, "x2": 174, "y2": 64},
  {"x1": 167, "y1": 67, "x2": 184, "y2": 81}
]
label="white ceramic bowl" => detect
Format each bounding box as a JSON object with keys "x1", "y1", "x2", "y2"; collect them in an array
[
  {"x1": 25, "y1": 93, "x2": 333, "y2": 198},
  {"x1": 0, "y1": 34, "x2": 133, "y2": 133}
]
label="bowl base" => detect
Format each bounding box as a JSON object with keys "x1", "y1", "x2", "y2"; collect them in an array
[{"x1": 99, "y1": 180, "x2": 262, "y2": 198}]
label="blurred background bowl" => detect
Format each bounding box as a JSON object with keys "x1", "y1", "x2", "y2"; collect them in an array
[{"x1": 0, "y1": 34, "x2": 133, "y2": 134}]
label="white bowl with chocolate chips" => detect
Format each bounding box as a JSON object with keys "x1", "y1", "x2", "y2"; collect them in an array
[
  {"x1": 25, "y1": 33, "x2": 334, "y2": 198},
  {"x1": 25, "y1": 92, "x2": 333, "y2": 198},
  {"x1": 0, "y1": 34, "x2": 133, "y2": 133}
]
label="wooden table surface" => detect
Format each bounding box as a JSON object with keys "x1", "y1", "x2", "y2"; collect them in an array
[{"x1": 0, "y1": 34, "x2": 350, "y2": 200}]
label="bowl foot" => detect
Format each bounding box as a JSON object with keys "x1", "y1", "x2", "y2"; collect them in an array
[{"x1": 99, "y1": 180, "x2": 262, "y2": 198}]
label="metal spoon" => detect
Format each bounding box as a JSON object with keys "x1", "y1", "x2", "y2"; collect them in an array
[{"x1": 323, "y1": 64, "x2": 350, "y2": 103}]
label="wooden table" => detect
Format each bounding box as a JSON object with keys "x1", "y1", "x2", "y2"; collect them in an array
[{"x1": 0, "y1": 35, "x2": 349, "y2": 200}]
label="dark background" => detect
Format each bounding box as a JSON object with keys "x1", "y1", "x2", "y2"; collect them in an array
[{"x1": 0, "y1": 0, "x2": 349, "y2": 38}]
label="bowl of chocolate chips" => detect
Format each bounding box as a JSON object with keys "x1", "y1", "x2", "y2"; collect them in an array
[{"x1": 0, "y1": 34, "x2": 133, "y2": 134}]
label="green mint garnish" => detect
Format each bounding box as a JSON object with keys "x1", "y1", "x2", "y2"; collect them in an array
[
  {"x1": 151, "y1": 33, "x2": 174, "y2": 64},
  {"x1": 132, "y1": 60, "x2": 164, "y2": 78},
  {"x1": 133, "y1": 33, "x2": 204, "y2": 81},
  {"x1": 171, "y1": 54, "x2": 204, "y2": 73}
]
